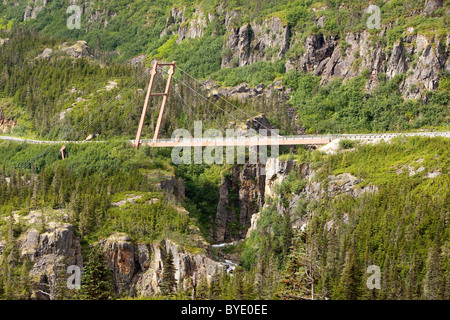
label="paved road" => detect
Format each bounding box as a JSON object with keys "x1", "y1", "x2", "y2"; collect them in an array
[
  {"x1": 1, "y1": 131, "x2": 449, "y2": 146},
  {"x1": 0, "y1": 136, "x2": 104, "y2": 144}
]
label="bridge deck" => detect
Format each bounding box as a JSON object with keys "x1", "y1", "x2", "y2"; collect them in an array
[
  {"x1": 139, "y1": 137, "x2": 331, "y2": 147},
  {"x1": 1, "y1": 132, "x2": 448, "y2": 147},
  {"x1": 138, "y1": 132, "x2": 450, "y2": 147}
]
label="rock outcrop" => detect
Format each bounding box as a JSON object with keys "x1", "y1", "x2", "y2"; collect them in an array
[
  {"x1": 16, "y1": 220, "x2": 83, "y2": 300},
  {"x1": 160, "y1": 5, "x2": 209, "y2": 44},
  {"x1": 0, "y1": 212, "x2": 224, "y2": 299},
  {"x1": 8, "y1": 1, "x2": 450, "y2": 101},
  {"x1": 158, "y1": 4, "x2": 448, "y2": 100},
  {"x1": 0, "y1": 108, "x2": 16, "y2": 133},
  {"x1": 158, "y1": 175, "x2": 185, "y2": 201},
  {"x1": 249, "y1": 157, "x2": 380, "y2": 236},
  {"x1": 286, "y1": 30, "x2": 449, "y2": 98},
  {"x1": 23, "y1": 0, "x2": 49, "y2": 21},
  {"x1": 100, "y1": 234, "x2": 224, "y2": 296},
  {"x1": 0, "y1": 38, "x2": 9, "y2": 46},
  {"x1": 222, "y1": 16, "x2": 290, "y2": 68},
  {"x1": 60, "y1": 41, "x2": 93, "y2": 59},
  {"x1": 36, "y1": 48, "x2": 53, "y2": 60},
  {"x1": 215, "y1": 162, "x2": 265, "y2": 243}
]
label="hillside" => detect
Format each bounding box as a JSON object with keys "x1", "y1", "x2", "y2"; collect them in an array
[
  {"x1": 0, "y1": 0, "x2": 449, "y2": 138},
  {"x1": 0, "y1": 135, "x2": 448, "y2": 300},
  {"x1": 0, "y1": 0, "x2": 449, "y2": 302}
]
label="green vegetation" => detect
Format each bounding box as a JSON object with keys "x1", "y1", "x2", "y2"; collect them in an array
[
  {"x1": 284, "y1": 71, "x2": 449, "y2": 133},
  {"x1": 160, "y1": 249, "x2": 177, "y2": 296},
  {"x1": 174, "y1": 163, "x2": 224, "y2": 241},
  {"x1": 79, "y1": 246, "x2": 114, "y2": 300},
  {"x1": 0, "y1": 141, "x2": 195, "y2": 246},
  {"x1": 212, "y1": 60, "x2": 285, "y2": 87},
  {"x1": 0, "y1": 0, "x2": 449, "y2": 301},
  {"x1": 239, "y1": 137, "x2": 449, "y2": 299}
]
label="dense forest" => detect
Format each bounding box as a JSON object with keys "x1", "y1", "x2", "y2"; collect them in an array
[
  {"x1": 0, "y1": 0, "x2": 449, "y2": 301},
  {"x1": 1, "y1": 0, "x2": 449, "y2": 139},
  {"x1": 0, "y1": 136, "x2": 448, "y2": 300}
]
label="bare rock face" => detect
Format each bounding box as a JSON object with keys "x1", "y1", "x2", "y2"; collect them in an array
[
  {"x1": 238, "y1": 163, "x2": 265, "y2": 238},
  {"x1": 184, "y1": 7, "x2": 208, "y2": 42},
  {"x1": 153, "y1": 5, "x2": 447, "y2": 101},
  {"x1": 16, "y1": 222, "x2": 83, "y2": 300},
  {"x1": 0, "y1": 38, "x2": 9, "y2": 46},
  {"x1": 215, "y1": 167, "x2": 240, "y2": 243},
  {"x1": 1, "y1": 204, "x2": 222, "y2": 299},
  {"x1": 206, "y1": 80, "x2": 291, "y2": 102},
  {"x1": 260, "y1": 159, "x2": 380, "y2": 235},
  {"x1": 399, "y1": 34, "x2": 447, "y2": 99},
  {"x1": 264, "y1": 157, "x2": 297, "y2": 199},
  {"x1": 0, "y1": 108, "x2": 17, "y2": 133},
  {"x1": 23, "y1": 0, "x2": 49, "y2": 21},
  {"x1": 158, "y1": 175, "x2": 185, "y2": 201},
  {"x1": 245, "y1": 114, "x2": 272, "y2": 132},
  {"x1": 101, "y1": 233, "x2": 135, "y2": 294},
  {"x1": 36, "y1": 48, "x2": 53, "y2": 60},
  {"x1": 327, "y1": 173, "x2": 379, "y2": 198},
  {"x1": 286, "y1": 29, "x2": 449, "y2": 98},
  {"x1": 215, "y1": 163, "x2": 265, "y2": 242},
  {"x1": 204, "y1": 81, "x2": 302, "y2": 134},
  {"x1": 286, "y1": 34, "x2": 337, "y2": 75},
  {"x1": 160, "y1": 5, "x2": 208, "y2": 44},
  {"x1": 424, "y1": 0, "x2": 443, "y2": 16},
  {"x1": 127, "y1": 54, "x2": 146, "y2": 67},
  {"x1": 17, "y1": 222, "x2": 82, "y2": 263},
  {"x1": 100, "y1": 235, "x2": 225, "y2": 296},
  {"x1": 221, "y1": 17, "x2": 290, "y2": 68},
  {"x1": 60, "y1": 41, "x2": 93, "y2": 59}
]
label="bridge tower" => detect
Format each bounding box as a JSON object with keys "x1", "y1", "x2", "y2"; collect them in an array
[{"x1": 134, "y1": 61, "x2": 176, "y2": 149}]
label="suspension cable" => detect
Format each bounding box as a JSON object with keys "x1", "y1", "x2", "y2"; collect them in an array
[{"x1": 177, "y1": 66, "x2": 281, "y2": 138}]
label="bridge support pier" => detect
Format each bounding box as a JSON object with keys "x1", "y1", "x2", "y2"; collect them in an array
[{"x1": 134, "y1": 61, "x2": 176, "y2": 149}]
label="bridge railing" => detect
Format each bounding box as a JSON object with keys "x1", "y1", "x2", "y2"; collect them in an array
[{"x1": 136, "y1": 131, "x2": 450, "y2": 144}]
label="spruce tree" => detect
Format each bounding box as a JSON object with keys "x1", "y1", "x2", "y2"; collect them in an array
[
  {"x1": 209, "y1": 268, "x2": 221, "y2": 300},
  {"x1": 196, "y1": 274, "x2": 209, "y2": 300},
  {"x1": 160, "y1": 250, "x2": 177, "y2": 296},
  {"x1": 336, "y1": 247, "x2": 361, "y2": 300},
  {"x1": 79, "y1": 246, "x2": 113, "y2": 300},
  {"x1": 424, "y1": 236, "x2": 442, "y2": 300}
]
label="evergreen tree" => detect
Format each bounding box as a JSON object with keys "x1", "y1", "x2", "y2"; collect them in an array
[
  {"x1": 160, "y1": 250, "x2": 177, "y2": 296},
  {"x1": 209, "y1": 268, "x2": 221, "y2": 300},
  {"x1": 79, "y1": 247, "x2": 113, "y2": 300},
  {"x1": 233, "y1": 266, "x2": 246, "y2": 300},
  {"x1": 278, "y1": 229, "x2": 320, "y2": 300},
  {"x1": 423, "y1": 236, "x2": 442, "y2": 300},
  {"x1": 196, "y1": 274, "x2": 209, "y2": 300},
  {"x1": 335, "y1": 246, "x2": 361, "y2": 300}
]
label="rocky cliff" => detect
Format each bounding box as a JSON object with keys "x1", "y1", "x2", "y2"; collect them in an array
[
  {"x1": 4, "y1": 210, "x2": 83, "y2": 299},
  {"x1": 157, "y1": 2, "x2": 449, "y2": 100},
  {"x1": 215, "y1": 162, "x2": 265, "y2": 243},
  {"x1": 0, "y1": 108, "x2": 16, "y2": 133},
  {"x1": 100, "y1": 233, "x2": 224, "y2": 296},
  {"x1": 286, "y1": 31, "x2": 449, "y2": 99},
  {"x1": 10, "y1": 1, "x2": 447, "y2": 101},
  {"x1": 0, "y1": 210, "x2": 224, "y2": 299}
]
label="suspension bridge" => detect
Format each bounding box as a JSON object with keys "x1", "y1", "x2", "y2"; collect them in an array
[
  {"x1": 131, "y1": 61, "x2": 334, "y2": 148},
  {"x1": 1, "y1": 60, "x2": 449, "y2": 168},
  {"x1": 129, "y1": 61, "x2": 449, "y2": 148}
]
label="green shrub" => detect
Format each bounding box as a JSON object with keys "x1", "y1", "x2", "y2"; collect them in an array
[{"x1": 339, "y1": 139, "x2": 355, "y2": 149}]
